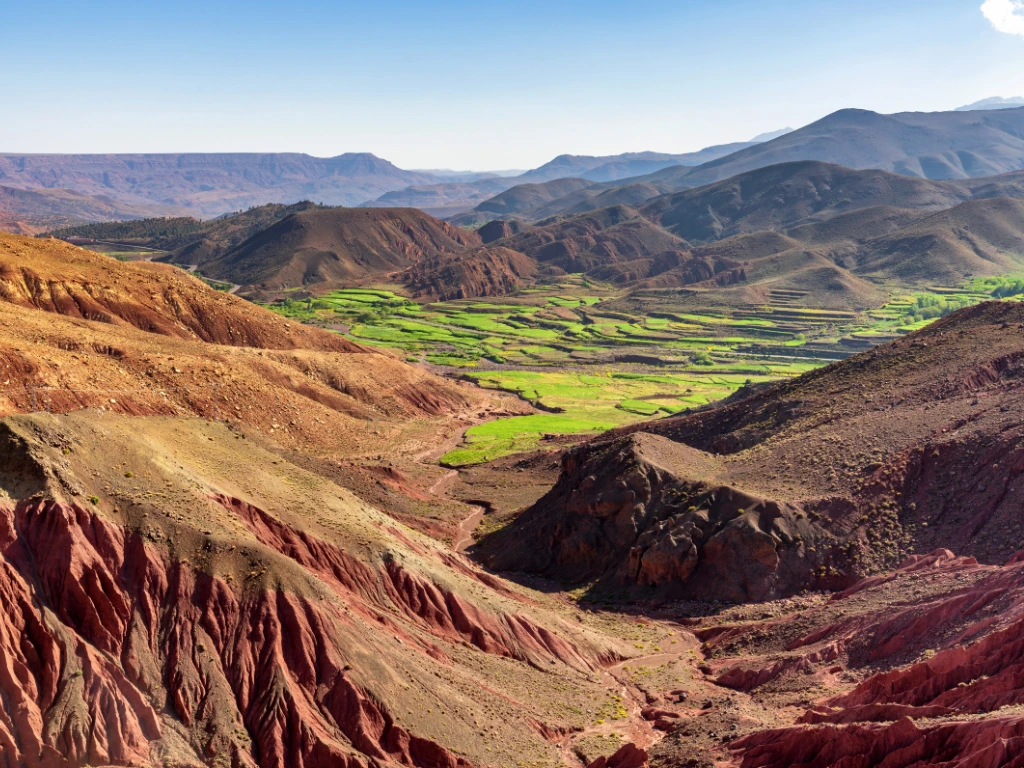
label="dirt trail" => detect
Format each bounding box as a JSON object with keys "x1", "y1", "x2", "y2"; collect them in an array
[
  {"x1": 454, "y1": 505, "x2": 485, "y2": 553},
  {"x1": 429, "y1": 469, "x2": 459, "y2": 496}
]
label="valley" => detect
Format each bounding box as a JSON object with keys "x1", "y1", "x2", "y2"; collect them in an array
[
  {"x1": 6, "y1": 95, "x2": 1024, "y2": 768},
  {"x1": 262, "y1": 274, "x2": 1011, "y2": 468}
]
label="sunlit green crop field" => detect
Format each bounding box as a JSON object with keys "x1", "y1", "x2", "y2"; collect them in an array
[{"x1": 265, "y1": 274, "x2": 1023, "y2": 466}]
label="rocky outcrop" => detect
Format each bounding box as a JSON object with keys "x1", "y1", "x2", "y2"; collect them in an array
[
  {"x1": 735, "y1": 716, "x2": 1024, "y2": 768},
  {"x1": 400, "y1": 246, "x2": 538, "y2": 300},
  {"x1": 486, "y1": 302, "x2": 1024, "y2": 603},
  {"x1": 218, "y1": 495, "x2": 593, "y2": 672},
  {"x1": 479, "y1": 433, "x2": 851, "y2": 602},
  {"x1": 695, "y1": 549, "x2": 1024, "y2": 767}
]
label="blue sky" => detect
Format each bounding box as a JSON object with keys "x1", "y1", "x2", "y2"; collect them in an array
[{"x1": 3, "y1": 0, "x2": 1024, "y2": 169}]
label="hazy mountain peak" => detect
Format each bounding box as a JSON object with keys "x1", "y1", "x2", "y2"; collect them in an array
[
  {"x1": 955, "y1": 96, "x2": 1024, "y2": 112},
  {"x1": 749, "y1": 127, "x2": 794, "y2": 142}
]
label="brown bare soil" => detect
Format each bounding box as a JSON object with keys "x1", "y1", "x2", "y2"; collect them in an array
[
  {"x1": 400, "y1": 246, "x2": 539, "y2": 300},
  {"x1": 0, "y1": 232, "x2": 361, "y2": 350},
  {"x1": 0, "y1": 232, "x2": 499, "y2": 460}
]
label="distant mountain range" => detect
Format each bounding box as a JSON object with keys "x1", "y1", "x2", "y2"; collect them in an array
[
  {"x1": 0, "y1": 132, "x2": 794, "y2": 230},
  {"x1": 364, "y1": 130, "x2": 796, "y2": 213},
  {"x1": 56, "y1": 158, "x2": 1024, "y2": 307},
  {"x1": 455, "y1": 106, "x2": 1024, "y2": 225},
  {"x1": 9, "y1": 105, "x2": 1024, "y2": 235},
  {"x1": 956, "y1": 96, "x2": 1024, "y2": 111},
  {"x1": 0, "y1": 152, "x2": 437, "y2": 218}
]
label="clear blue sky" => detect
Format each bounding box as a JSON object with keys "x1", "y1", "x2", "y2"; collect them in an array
[{"x1": 4, "y1": 0, "x2": 1024, "y2": 169}]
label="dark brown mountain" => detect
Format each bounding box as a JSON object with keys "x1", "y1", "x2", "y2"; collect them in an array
[
  {"x1": 496, "y1": 205, "x2": 688, "y2": 275},
  {"x1": 846, "y1": 197, "x2": 1024, "y2": 283},
  {"x1": 195, "y1": 206, "x2": 481, "y2": 293},
  {"x1": 472, "y1": 157, "x2": 1024, "y2": 231},
  {"x1": 643, "y1": 107, "x2": 1024, "y2": 189},
  {"x1": 466, "y1": 188, "x2": 1024, "y2": 299},
  {"x1": 463, "y1": 108, "x2": 1024, "y2": 226},
  {"x1": 640, "y1": 161, "x2": 979, "y2": 243}
]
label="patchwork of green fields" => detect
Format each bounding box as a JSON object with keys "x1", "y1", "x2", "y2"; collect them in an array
[{"x1": 265, "y1": 276, "x2": 1022, "y2": 466}]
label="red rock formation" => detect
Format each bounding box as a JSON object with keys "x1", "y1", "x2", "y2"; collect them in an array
[
  {"x1": 723, "y1": 550, "x2": 1024, "y2": 767},
  {"x1": 218, "y1": 494, "x2": 593, "y2": 671},
  {"x1": 735, "y1": 716, "x2": 1024, "y2": 768},
  {"x1": 0, "y1": 498, "x2": 482, "y2": 768}
]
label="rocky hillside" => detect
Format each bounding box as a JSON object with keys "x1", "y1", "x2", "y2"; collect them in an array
[
  {"x1": 0, "y1": 411, "x2": 629, "y2": 768},
  {"x1": 0, "y1": 232, "x2": 487, "y2": 456},
  {"x1": 0, "y1": 232, "x2": 357, "y2": 350},
  {"x1": 190, "y1": 207, "x2": 482, "y2": 295}
]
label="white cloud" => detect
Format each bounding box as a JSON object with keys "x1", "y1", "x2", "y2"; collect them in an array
[{"x1": 982, "y1": 0, "x2": 1024, "y2": 38}]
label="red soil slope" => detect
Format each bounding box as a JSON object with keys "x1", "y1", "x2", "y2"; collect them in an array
[
  {"x1": 0, "y1": 232, "x2": 358, "y2": 351},
  {"x1": 0, "y1": 413, "x2": 631, "y2": 768},
  {"x1": 0, "y1": 232, "x2": 488, "y2": 456}
]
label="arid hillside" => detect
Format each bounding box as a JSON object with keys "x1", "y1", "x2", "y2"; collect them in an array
[
  {"x1": 0, "y1": 230, "x2": 690, "y2": 768},
  {"x1": 0, "y1": 410, "x2": 642, "y2": 768},
  {"x1": 640, "y1": 161, "x2": 984, "y2": 243},
  {"x1": 462, "y1": 170, "x2": 1024, "y2": 302},
  {"x1": 0, "y1": 232, "x2": 496, "y2": 458},
  {"x1": 12, "y1": 209, "x2": 1024, "y2": 768},
  {"x1": 192, "y1": 207, "x2": 482, "y2": 294}
]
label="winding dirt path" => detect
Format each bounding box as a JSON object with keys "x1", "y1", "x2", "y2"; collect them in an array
[
  {"x1": 429, "y1": 469, "x2": 460, "y2": 496},
  {"x1": 453, "y1": 505, "x2": 484, "y2": 553}
]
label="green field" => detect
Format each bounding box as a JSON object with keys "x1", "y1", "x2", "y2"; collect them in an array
[{"x1": 265, "y1": 276, "x2": 1021, "y2": 466}]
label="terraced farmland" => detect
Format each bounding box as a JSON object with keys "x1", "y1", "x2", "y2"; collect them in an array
[{"x1": 265, "y1": 275, "x2": 1023, "y2": 465}]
